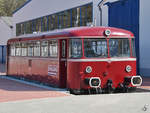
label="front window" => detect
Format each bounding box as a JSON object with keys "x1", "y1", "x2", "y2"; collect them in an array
[
  {"x1": 109, "y1": 39, "x2": 130, "y2": 57},
  {"x1": 84, "y1": 39, "x2": 107, "y2": 58},
  {"x1": 131, "y1": 38, "x2": 136, "y2": 57},
  {"x1": 69, "y1": 39, "x2": 82, "y2": 58}
]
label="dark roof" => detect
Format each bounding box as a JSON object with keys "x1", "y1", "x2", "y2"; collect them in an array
[{"x1": 13, "y1": 0, "x2": 32, "y2": 14}]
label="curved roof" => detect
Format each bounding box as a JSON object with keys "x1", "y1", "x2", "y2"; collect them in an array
[{"x1": 8, "y1": 26, "x2": 134, "y2": 43}]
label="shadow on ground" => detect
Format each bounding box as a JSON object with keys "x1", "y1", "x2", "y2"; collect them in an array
[{"x1": 0, "y1": 77, "x2": 66, "y2": 92}]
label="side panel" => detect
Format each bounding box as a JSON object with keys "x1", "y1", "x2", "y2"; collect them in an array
[
  {"x1": 7, "y1": 57, "x2": 60, "y2": 87},
  {"x1": 108, "y1": 0, "x2": 140, "y2": 74}
]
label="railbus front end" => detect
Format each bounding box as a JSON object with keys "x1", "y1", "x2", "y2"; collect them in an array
[{"x1": 67, "y1": 29, "x2": 142, "y2": 94}]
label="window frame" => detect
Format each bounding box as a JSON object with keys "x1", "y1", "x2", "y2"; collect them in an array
[
  {"x1": 109, "y1": 38, "x2": 131, "y2": 58},
  {"x1": 83, "y1": 38, "x2": 108, "y2": 58},
  {"x1": 49, "y1": 39, "x2": 58, "y2": 58},
  {"x1": 69, "y1": 38, "x2": 83, "y2": 58}
]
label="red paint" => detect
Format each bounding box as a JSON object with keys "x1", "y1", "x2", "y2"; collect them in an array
[{"x1": 7, "y1": 27, "x2": 137, "y2": 92}]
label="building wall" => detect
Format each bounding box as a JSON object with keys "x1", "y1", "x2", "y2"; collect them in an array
[
  {"x1": 0, "y1": 17, "x2": 12, "y2": 64},
  {"x1": 139, "y1": 0, "x2": 150, "y2": 76},
  {"x1": 13, "y1": 0, "x2": 94, "y2": 37},
  {"x1": 13, "y1": 0, "x2": 111, "y2": 37},
  {"x1": 0, "y1": 18, "x2": 12, "y2": 45}
]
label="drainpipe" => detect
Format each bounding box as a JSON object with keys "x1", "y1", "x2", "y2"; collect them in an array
[{"x1": 98, "y1": 0, "x2": 107, "y2": 26}]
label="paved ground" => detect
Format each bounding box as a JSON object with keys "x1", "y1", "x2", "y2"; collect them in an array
[
  {"x1": 0, "y1": 76, "x2": 69, "y2": 103},
  {"x1": 0, "y1": 75, "x2": 150, "y2": 113}
]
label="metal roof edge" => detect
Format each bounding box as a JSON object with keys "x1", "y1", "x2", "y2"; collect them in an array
[{"x1": 13, "y1": 0, "x2": 32, "y2": 15}]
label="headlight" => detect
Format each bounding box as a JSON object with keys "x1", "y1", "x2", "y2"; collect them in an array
[
  {"x1": 131, "y1": 76, "x2": 142, "y2": 86},
  {"x1": 86, "y1": 66, "x2": 92, "y2": 73},
  {"x1": 89, "y1": 77, "x2": 101, "y2": 88},
  {"x1": 126, "y1": 65, "x2": 132, "y2": 72}
]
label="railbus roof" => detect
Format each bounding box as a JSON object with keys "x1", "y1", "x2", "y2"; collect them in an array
[{"x1": 8, "y1": 26, "x2": 134, "y2": 43}]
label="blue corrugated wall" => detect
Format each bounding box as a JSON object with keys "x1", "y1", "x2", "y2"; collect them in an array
[{"x1": 108, "y1": 0, "x2": 140, "y2": 74}]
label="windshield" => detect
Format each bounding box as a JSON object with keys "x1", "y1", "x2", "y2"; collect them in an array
[
  {"x1": 109, "y1": 39, "x2": 130, "y2": 57},
  {"x1": 69, "y1": 39, "x2": 82, "y2": 58},
  {"x1": 84, "y1": 39, "x2": 107, "y2": 58}
]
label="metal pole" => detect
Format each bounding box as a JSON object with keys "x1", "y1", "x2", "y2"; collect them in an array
[{"x1": 98, "y1": 0, "x2": 108, "y2": 26}]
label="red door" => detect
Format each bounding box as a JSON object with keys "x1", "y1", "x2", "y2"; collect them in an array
[{"x1": 59, "y1": 39, "x2": 67, "y2": 88}]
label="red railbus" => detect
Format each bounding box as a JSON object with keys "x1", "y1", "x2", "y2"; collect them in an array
[{"x1": 7, "y1": 27, "x2": 142, "y2": 94}]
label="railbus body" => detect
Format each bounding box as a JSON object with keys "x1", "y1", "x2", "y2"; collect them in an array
[{"x1": 7, "y1": 27, "x2": 142, "y2": 94}]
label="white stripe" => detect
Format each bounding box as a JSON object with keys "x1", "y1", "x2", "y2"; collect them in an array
[{"x1": 67, "y1": 58, "x2": 136, "y2": 62}]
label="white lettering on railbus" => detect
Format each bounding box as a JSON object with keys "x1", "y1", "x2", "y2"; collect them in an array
[{"x1": 48, "y1": 65, "x2": 57, "y2": 76}]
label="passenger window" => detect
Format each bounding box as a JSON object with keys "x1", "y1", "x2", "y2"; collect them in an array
[
  {"x1": 16, "y1": 43, "x2": 21, "y2": 56},
  {"x1": 41, "y1": 41, "x2": 48, "y2": 57},
  {"x1": 28, "y1": 42, "x2": 34, "y2": 56},
  {"x1": 22, "y1": 42, "x2": 28, "y2": 56},
  {"x1": 10, "y1": 43, "x2": 15, "y2": 56},
  {"x1": 49, "y1": 40, "x2": 58, "y2": 57},
  {"x1": 34, "y1": 41, "x2": 40, "y2": 56}
]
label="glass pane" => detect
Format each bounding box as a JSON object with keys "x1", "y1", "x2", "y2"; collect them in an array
[
  {"x1": 72, "y1": 8, "x2": 80, "y2": 27},
  {"x1": 86, "y1": 4, "x2": 92, "y2": 25},
  {"x1": 109, "y1": 39, "x2": 130, "y2": 57},
  {"x1": 29, "y1": 21, "x2": 33, "y2": 33},
  {"x1": 28, "y1": 43, "x2": 34, "y2": 56},
  {"x1": 54, "y1": 14, "x2": 58, "y2": 29},
  {"x1": 69, "y1": 39, "x2": 82, "y2": 58},
  {"x1": 22, "y1": 43, "x2": 27, "y2": 56},
  {"x1": 49, "y1": 40, "x2": 58, "y2": 57},
  {"x1": 32, "y1": 20, "x2": 36, "y2": 32},
  {"x1": 84, "y1": 39, "x2": 107, "y2": 58},
  {"x1": 65, "y1": 10, "x2": 71, "y2": 28},
  {"x1": 131, "y1": 38, "x2": 136, "y2": 57},
  {"x1": 51, "y1": 15, "x2": 55, "y2": 30},
  {"x1": 48, "y1": 15, "x2": 52, "y2": 30},
  {"x1": 25, "y1": 22, "x2": 30, "y2": 34},
  {"x1": 42, "y1": 16, "x2": 48, "y2": 32},
  {"x1": 58, "y1": 12, "x2": 64, "y2": 29},
  {"x1": 10, "y1": 44, "x2": 16, "y2": 56},
  {"x1": 21, "y1": 23, "x2": 25, "y2": 35},
  {"x1": 34, "y1": 41, "x2": 40, "y2": 56},
  {"x1": 16, "y1": 24, "x2": 21, "y2": 36},
  {"x1": 81, "y1": 6, "x2": 87, "y2": 26},
  {"x1": 62, "y1": 40, "x2": 66, "y2": 57},
  {"x1": 35, "y1": 18, "x2": 41, "y2": 32},
  {"x1": 16, "y1": 43, "x2": 21, "y2": 56},
  {"x1": 41, "y1": 41, "x2": 48, "y2": 57}
]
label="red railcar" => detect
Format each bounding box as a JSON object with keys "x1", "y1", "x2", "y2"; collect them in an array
[{"x1": 7, "y1": 27, "x2": 142, "y2": 94}]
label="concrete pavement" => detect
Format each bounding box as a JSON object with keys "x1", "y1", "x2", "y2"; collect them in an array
[{"x1": 0, "y1": 92, "x2": 150, "y2": 113}]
